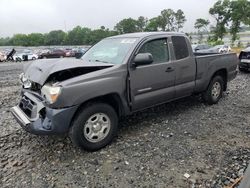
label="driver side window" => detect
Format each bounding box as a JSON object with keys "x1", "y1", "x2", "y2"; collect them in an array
[{"x1": 138, "y1": 38, "x2": 169, "y2": 64}]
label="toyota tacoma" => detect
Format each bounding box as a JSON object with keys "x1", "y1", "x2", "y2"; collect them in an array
[{"x1": 11, "y1": 32, "x2": 238, "y2": 151}]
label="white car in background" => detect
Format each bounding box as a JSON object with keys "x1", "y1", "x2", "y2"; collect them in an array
[
  {"x1": 198, "y1": 45, "x2": 232, "y2": 54},
  {"x1": 13, "y1": 52, "x2": 38, "y2": 62},
  {"x1": 217, "y1": 45, "x2": 232, "y2": 53}
]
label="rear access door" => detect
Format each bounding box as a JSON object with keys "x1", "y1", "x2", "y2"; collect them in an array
[
  {"x1": 171, "y1": 36, "x2": 196, "y2": 98},
  {"x1": 129, "y1": 37, "x2": 175, "y2": 111}
]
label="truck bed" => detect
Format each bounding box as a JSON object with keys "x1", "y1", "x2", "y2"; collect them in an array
[{"x1": 194, "y1": 52, "x2": 238, "y2": 92}]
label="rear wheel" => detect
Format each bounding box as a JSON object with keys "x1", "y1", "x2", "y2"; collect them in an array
[
  {"x1": 202, "y1": 76, "x2": 224, "y2": 105},
  {"x1": 69, "y1": 103, "x2": 118, "y2": 151}
]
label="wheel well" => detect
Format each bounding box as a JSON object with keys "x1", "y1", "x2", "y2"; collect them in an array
[
  {"x1": 71, "y1": 93, "x2": 124, "y2": 125},
  {"x1": 212, "y1": 69, "x2": 227, "y2": 91}
]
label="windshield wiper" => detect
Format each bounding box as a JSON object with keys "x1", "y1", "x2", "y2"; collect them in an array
[{"x1": 90, "y1": 59, "x2": 113, "y2": 64}]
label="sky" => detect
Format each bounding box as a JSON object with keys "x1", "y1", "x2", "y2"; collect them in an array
[{"x1": 0, "y1": 0, "x2": 218, "y2": 37}]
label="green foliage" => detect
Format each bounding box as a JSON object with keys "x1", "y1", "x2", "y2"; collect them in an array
[
  {"x1": 194, "y1": 18, "x2": 210, "y2": 43},
  {"x1": 27, "y1": 33, "x2": 44, "y2": 46},
  {"x1": 210, "y1": 0, "x2": 250, "y2": 43},
  {"x1": 145, "y1": 17, "x2": 160, "y2": 31},
  {"x1": 44, "y1": 30, "x2": 66, "y2": 45},
  {"x1": 137, "y1": 16, "x2": 148, "y2": 32},
  {"x1": 194, "y1": 19, "x2": 210, "y2": 31},
  {"x1": 209, "y1": 0, "x2": 231, "y2": 40},
  {"x1": 64, "y1": 26, "x2": 91, "y2": 45},
  {"x1": 207, "y1": 36, "x2": 224, "y2": 46},
  {"x1": 229, "y1": 0, "x2": 250, "y2": 43},
  {"x1": 175, "y1": 9, "x2": 186, "y2": 32},
  {"x1": 87, "y1": 27, "x2": 118, "y2": 45},
  {"x1": 11, "y1": 34, "x2": 29, "y2": 46},
  {"x1": 146, "y1": 9, "x2": 186, "y2": 32},
  {"x1": 114, "y1": 18, "x2": 139, "y2": 34}
]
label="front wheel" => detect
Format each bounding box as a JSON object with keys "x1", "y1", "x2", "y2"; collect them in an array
[
  {"x1": 69, "y1": 103, "x2": 118, "y2": 151},
  {"x1": 202, "y1": 76, "x2": 224, "y2": 105}
]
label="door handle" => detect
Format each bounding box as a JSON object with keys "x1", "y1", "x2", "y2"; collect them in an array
[{"x1": 165, "y1": 67, "x2": 174, "y2": 72}]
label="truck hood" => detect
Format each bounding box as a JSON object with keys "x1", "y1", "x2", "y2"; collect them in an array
[{"x1": 23, "y1": 58, "x2": 114, "y2": 85}]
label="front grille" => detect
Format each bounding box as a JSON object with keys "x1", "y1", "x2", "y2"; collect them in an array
[{"x1": 19, "y1": 96, "x2": 36, "y2": 118}]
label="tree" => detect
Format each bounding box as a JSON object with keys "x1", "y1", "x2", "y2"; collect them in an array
[
  {"x1": 0, "y1": 37, "x2": 11, "y2": 46},
  {"x1": 158, "y1": 9, "x2": 175, "y2": 31},
  {"x1": 136, "y1": 16, "x2": 148, "y2": 32},
  {"x1": 44, "y1": 30, "x2": 66, "y2": 45},
  {"x1": 175, "y1": 9, "x2": 186, "y2": 31},
  {"x1": 88, "y1": 27, "x2": 118, "y2": 45},
  {"x1": 155, "y1": 9, "x2": 186, "y2": 31},
  {"x1": 64, "y1": 26, "x2": 91, "y2": 45},
  {"x1": 145, "y1": 17, "x2": 160, "y2": 31},
  {"x1": 27, "y1": 33, "x2": 44, "y2": 46},
  {"x1": 114, "y1": 18, "x2": 139, "y2": 34},
  {"x1": 11, "y1": 34, "x2": 29, "y2": 46},
  {"x1": 209, "y1": 0, "x2": 231, "y2": 40},
  {"x1": 229, "y1": 0, "x2": 250, "y2": 43},
  {"x1": 194, "y1": 18, "x2": 210, "y2": 43}
]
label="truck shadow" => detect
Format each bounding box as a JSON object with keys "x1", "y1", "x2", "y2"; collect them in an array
[{"x1": 119, "y1": 95, "x2": 204, "y2": 131}]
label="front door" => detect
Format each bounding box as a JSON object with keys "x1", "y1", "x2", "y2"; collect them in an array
[{"x1": 129, "y1": 38, "x2": 175, "y2": 111}]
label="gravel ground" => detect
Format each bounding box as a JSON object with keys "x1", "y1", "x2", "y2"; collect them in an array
[{"x1": 0, "y1": 62, "x2": 250, "y2": 188}]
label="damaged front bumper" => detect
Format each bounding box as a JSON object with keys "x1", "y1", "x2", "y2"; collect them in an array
[{"x1": 11, "y1": 92, "x2": 78, "y2": 135}]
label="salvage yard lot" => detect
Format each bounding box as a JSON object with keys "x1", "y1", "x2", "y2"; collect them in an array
[{"x1": 0, "y1": 62, "x2": 250, "y2": 188}]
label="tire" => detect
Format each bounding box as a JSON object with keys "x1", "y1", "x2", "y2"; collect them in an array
[
  {"x1": 43, "y1": 56, "x2": 47, "y2": 59},
  {"x1": 16, "y1": 57, "x2": 22, "y2": 62},
  {"x1": 32, "y1": 57, "x2": 36, "y2": 60},
  {"x1": 202, "y1": 76, "x2": 224, "y2": 105},
  {"x1": 69, "y1": 103, "x2": 118, "y2": 151}
]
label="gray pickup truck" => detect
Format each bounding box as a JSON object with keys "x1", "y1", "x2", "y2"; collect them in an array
[{"x1": 11, "y1": 32, "x2": 238, "y2": 151}]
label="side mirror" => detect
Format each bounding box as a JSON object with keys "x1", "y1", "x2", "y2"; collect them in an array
[{"x1": 133, "y1": 53, "x2": 153, "y2": 67}]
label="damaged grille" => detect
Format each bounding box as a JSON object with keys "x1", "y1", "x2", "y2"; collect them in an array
[{"x1": 19, "y1": 96, "x2": 36, "y2": 118}]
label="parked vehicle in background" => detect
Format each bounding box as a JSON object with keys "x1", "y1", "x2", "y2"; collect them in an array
[
  {"x1": 74, "y1": 48, "x2": 87, "y2": 59},
  {"x1": 0, "y1": 51, "x2": 6, "y2": 62},
  {"x1": 38, "y1": 49, "x2": 66, "y2": 59},
  {"x1": 14, "y1": 51, "x2": 38, "y2": 62},
  {"x1": 199, "y1": 45, "x2": 232, "y2": 54},
  {"x1": 13, "y1": 54, "x2": 23, "y2": 62},
  {"x1": 11, "y1": 32, "x2": 238, "y2": 151},
  {"x1": 64, "y1": 48, "x2": 75, "y2": 57},
  {"x1": 192, "y1": 44, "x2": 211, "y2": 52},
  {"x1": 239, "y1": 47, "x2": 250, "y2": 72}
]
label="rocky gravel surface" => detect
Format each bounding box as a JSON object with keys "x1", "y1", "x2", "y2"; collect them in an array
[{"x1": 0, "y1": 62, "x2": 250, "y2": 188}]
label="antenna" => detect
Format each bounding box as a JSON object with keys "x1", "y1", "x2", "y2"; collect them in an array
[{"x1": 64, "y1": 20, "x2": 67, "y2": 32}]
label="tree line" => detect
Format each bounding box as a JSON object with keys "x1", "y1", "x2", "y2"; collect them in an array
[{"x1": 0, "y1": 0, "x2": 249, "y2": 46}]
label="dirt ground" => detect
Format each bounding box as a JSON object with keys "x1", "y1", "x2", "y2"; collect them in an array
[{"x1": 0, "y1": 62, "x2": 250, "y2": 188}]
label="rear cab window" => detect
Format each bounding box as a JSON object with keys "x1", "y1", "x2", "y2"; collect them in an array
[{"x1": 171, "y1": 36, "x2": 189, "y2": 60}]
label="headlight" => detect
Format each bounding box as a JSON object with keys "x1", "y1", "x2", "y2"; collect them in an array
[
  {"x1": 19, "y1": 73, "x2": 31, "y2": 89},
  {"x1": 41, "y1": 84, "x2": 62, "y2": 104}
]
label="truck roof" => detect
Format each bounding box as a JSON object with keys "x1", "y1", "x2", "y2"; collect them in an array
[{"x1": 108, "y1": 32, "x2": 186, "y2": 39}]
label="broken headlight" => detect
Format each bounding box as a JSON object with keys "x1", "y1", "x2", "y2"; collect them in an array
[
  {"x1": 19, "y1": 73, "x2": 32, "y2": 89},
  {"x1": 41, "y1": 84, "x2": 62, "y2": 104}
]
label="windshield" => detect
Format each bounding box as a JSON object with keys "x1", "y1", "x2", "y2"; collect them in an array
[{"x1": 82, "y1": 38, "x2": 138, "y2": 64}]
